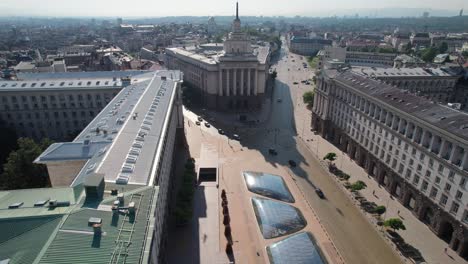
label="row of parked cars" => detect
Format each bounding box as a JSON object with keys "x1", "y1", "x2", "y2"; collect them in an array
[{"x1": 195, "y1": 116, "x2": 240, "y2": 140}]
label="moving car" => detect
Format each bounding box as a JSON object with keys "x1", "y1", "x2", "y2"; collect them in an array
[
  {"x1": 315, "y1": 188, "x2": 325, "y2": 199},
  {"x1": 288, "y1": 160, "x2": 297, "y2": 167},
  {"x1": 268, "y1": 148, "x2": 278, "y2": 155},
  {"x1": 232, "y1": 134, "x2": 240, "y2": 140},
  {"x1": 204, "y1": 122, "x2": 210, "y2": 127}
]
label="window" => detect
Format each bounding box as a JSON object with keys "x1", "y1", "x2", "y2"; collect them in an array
[
  {"x1": 460, "y1": 177, "x2": 467, "y2": 188},
  {"x1": 405, "y1": 169, "x2": 412, "y2": 179},
  {"x1": 435, "y1": 177, "x2": 441, "y2": 185},
  {"x1": 448, "y1": 171, "x2": 455, "y2": 182},
  {"x1": 429, "y1": 159, "x2": 434, "y2": 168},
  {"x1": 417, "y1": 164, "x2": 422, "y2": 171},
  {"x1": 412, "y1": 148, "x2": 417, "y2": 155},
  {"x1": 413, "y1": 176, "x2": 420, "y2": 185},
  {"x1": 420, "y1": 153, "x2": 425, "y2": 161},
  {"x1": 450, "y1": 202, "x2": 459, "y2": 214},
  {"x1": 409, "y1": 159, "x2": 414, "y2": 166},
  {"x1": 402, "y1": 154, "x2": 406, "y2": 161},
  {"x1": 463, "y1": 211, "x2": 468, "y2": 223},
  {"x1": 421, "y1": 181, "x2": 428, "y2": 191},
  {"x1": 456, "y1": 191, "x2": 463, "y2": 200},
  {"x1": 404, "y1": 143, "x2": 409, "y2": 151},
  {"x1": 438, "y1": 164, "x2": 444, "y2": 173},
  {"x1": 425, "y1": 170, "x2": 431, "y2": 178},
  {"x1": 440, "y1": 194, "x2": 448, "y2": 205},
  {"x1": 445, "y1": 183, "x2": 452, "y2": 192},
  {"x1": 430, "y1": 187, "x2": 438, "y2": 198}
]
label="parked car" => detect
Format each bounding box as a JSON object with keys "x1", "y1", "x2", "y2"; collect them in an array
[
  {"x1": 293, "y1": 82, "x2": 299, "y2": 85},
  {"x1": 288, "y1": 160, "x2": 297, "y2": 167},
  {"x1": 315, "y1": 188, "x2": 325, "y2": 199},
  {"x1": 268, "y1": 148, "x2": 278, "y2": 155},
  {"x1": 204, "y1": 122, "x2": 210, "y2": 127},
  {"x1": 195, "y1": 121, "x2": 200, "y2": 126},
  {"x1": 232, "y1": 134, "x2": 240, "y2": 140},
  {"x1": 218, "y1": 129, "x2": 225, "y2": 134},
  {"x1": 197, "y1": 116, "x2": 203, "y2": 122}
]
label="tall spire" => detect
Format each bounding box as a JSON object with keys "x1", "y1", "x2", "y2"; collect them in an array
[{"x1": 236, "y1": 2, "x2": 239, "y2": 20}]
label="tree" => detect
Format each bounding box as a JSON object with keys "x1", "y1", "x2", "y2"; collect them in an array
[
  {"x1": 174, "y1": 158, "x2": 197, "y2": 225},
  {"x1": 303, "y1": 91, "x2": 315, "y2": 107},
  {"x1": 421, "y1": 47, "x2": 438, "y2": 62},
  {"x1": 350, "y1": 180, "x2": 367, "y2": 191},
  {"x1": 271, "y1": 70, "x2": 278, "y2": 79},
  {"x1": 323, "y1": 152, "x2": 337, "y2": 163},
  {"x1": 438, "y1": 42, "x2": 448, "y2": 53},
  {"x1": 0, "y1": 120, "x2": 18, "y2": 174},
  {"x1": 0, "y1": 138, "x2": 53, "y2": 190},
  {"x1": 384, "y1": 218, "x2": 406, "y2": 231},
  {"x1": 373, "y1": 205, "x2": 386, "y2": 215}
]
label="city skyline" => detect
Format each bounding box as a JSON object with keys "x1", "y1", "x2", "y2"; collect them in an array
[{"x1": 0, "y1": 0, "x2": 466, "y2": 18}]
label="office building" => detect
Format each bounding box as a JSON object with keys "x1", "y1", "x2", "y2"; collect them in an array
[
  {"x1": 0, "y1": 71, "x2": 149, "y2": 140},
  {"x1": 0, "y1": 70, "x2": 184, "y2": 264},
  {"x1": 312, "y1": 68, "x2": 468, "y2": 259}
]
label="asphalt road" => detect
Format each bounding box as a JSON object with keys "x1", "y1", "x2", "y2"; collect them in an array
[{"x1": 244, "y1": 44, "x2": 404, "y2": 264}]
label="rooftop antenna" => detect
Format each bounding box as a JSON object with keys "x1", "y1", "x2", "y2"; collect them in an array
[{"x1": 236, "y1": 2, "x2": 239, "y2": 20}]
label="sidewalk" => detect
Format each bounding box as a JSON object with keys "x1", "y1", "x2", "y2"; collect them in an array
[{"x1": 297, "y1": 110, "x2": 467, "y2": 264}]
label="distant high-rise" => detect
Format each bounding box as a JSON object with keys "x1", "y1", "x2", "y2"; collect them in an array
[
  {"x1": 422, "y1": 11, "x2": 430, "y2": 18},
  {"x1": 460, "y1": 9, "x2": 464, "y2": 17},
  {"x1": 116, "y1": 17, "x2": 123, "y2": 25}
]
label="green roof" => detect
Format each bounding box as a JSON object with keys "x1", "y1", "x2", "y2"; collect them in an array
[
  {"x1": 0, "y1": 184, "x2": 159, "y2": 264},
  {"x1": 0, "y1": 216, "x2": 62, "y2": 264},
  {"x1": 0, "y1": 187, "x2": 78, "y2": 219}
]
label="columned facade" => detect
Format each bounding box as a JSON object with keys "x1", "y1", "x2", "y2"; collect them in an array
[
  {"x1": 312, "y1": 68, "x2": 468, "y2": 260},
  {"x1": 164, "y1": 3, "x2": 269, "y2": 112}
]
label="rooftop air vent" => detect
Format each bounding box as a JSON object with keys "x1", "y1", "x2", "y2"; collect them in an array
[{"x1": 8, "y1": 202, "x2": 23, "y2": 209}]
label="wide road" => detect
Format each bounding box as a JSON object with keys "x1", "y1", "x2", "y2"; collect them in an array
[{"x1": 245, "y1": 44, "x2": 403, "y2": 264}]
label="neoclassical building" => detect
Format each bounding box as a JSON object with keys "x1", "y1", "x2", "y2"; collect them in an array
[
  {"x1": 313, "y1": 68, "x2": 468, "y2": 260},
  {"x1": 352, "y1": 67, "x2": 462, "y2": 104},
  {"x1": 165, "y1": 3, "x2": 270, "y2": 111}
]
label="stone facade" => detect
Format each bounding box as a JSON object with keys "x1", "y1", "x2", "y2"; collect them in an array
[
  {"x1": 312, "y1": 68, "x2": 468, "y2": 260},
  {"x1": 165, "y1": 3, "x2": 269, "y2": 112}
]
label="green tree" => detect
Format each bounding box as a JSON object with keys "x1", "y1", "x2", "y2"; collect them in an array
[
  {"x1": 373, "y1": 205, "x2": 386, "y2": 215},
  {"x1": 323, "y1": 152, "x2": 337, "y2": 163},
  {"x1": 1, "y1": 138, "x2": 53, "y2": 190},
  {"x1": 0, "y1": 120, "x2": 18, "y2": 174},
  {"x1": 384, "y1": 218, "x2": 406, "y2": 231},
  {"x1": 174, "y1": 158, "x2": 197, "y2": 225},
  {"x1": 350, "y1": 180, "x2": 367, "y2": 191},
  {"x1": 421, "y1": 47, "x2": 438, "y2": 62},
  {"x1": 438, "y1": 42, "x2": 448, "y2": 53},
  {"x1": 271, "y1": 70, "x2": 278, "y2": 79},
  {"x1": 303, "y1": 91, "x2": 315, "y2": 107}
]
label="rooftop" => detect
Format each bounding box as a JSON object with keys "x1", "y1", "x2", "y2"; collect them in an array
[
  {"x1": 352, "y1": 66, "x2": 458, "y2": 78},
  {"x1": 326, "y1": 69, "x2": 468, "y2": 143}
]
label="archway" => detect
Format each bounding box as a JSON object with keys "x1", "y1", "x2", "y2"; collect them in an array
[
  {"x1": 421, "y1": 206, "x2": 434, "y2": 225},
  {"x1": 439, "y1": 221, "x2": 454, "y2": 244}
]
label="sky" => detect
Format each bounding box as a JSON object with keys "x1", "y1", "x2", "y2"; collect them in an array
[{"x1": 0, "y1": 0, "x2": 466, "y2": 17}]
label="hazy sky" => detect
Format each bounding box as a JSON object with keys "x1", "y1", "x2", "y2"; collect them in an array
[{"x1": 0, "y1": 0, "x2": 466, "y2": 17}]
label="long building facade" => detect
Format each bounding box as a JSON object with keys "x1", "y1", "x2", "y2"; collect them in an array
[
  {"x1": 0, "y1": 71, "x2": 149, "y2": 140},
  {"x1": 165, "y1": 3, "x2": 270, "y2": 111},
  {"x1": 313, "y1": 68, "x2": 468, "y2": 260}
]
